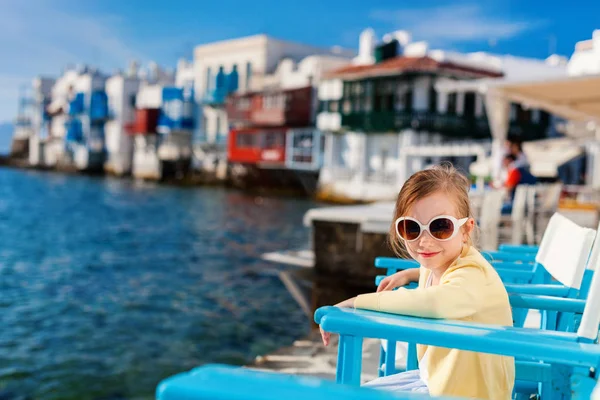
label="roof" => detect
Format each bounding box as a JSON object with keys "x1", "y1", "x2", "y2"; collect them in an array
[{"x1": 324, "y1": 56, "x2": 504, "y2": 80}]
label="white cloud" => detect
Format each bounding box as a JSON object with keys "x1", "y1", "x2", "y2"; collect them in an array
[
  {"x1": 0, "y1": 1, "x2": 148, "y2": 122},
  {"x1": 369, "y1": 4, "x2": 542, "y2": 46}
]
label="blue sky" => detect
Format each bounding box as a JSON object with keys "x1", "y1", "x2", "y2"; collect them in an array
[{"x1": 0, "y1": 0, "x2": 598, "y2": 122}]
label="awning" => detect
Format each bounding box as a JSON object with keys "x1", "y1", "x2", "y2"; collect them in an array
[
  {"x1": 522, "y1": 137, "x2": 585, "y2": 178},
  {"x1": 436, "y1": 74, "x2": 600, "y2": 127},
  {"x1": 491, "y1": 75, "x2": 600, "y2": 125}
]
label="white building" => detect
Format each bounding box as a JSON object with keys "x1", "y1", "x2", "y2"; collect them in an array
[
  {"x1": 104, "y1": 63, "x2": 141, "y2": 176},
  {"x1": 568, "y1": 29, "x2": 600, "y2": 76},
  {"x1": 315, "y1": 29, "x2": 568, "y2": 202},
  {"x1": 11, "y1": 77, "x2": 54, "y2": 162},
  {"x1": 38, "y1": 66, "x2": 109, "y2": 171}
]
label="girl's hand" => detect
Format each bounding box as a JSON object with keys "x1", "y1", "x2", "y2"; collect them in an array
[
  {"x1": 319, "y1": 325, "x2": 331, "y2": 346},
  {"x1": 377, "y1": 271, "x2": 409, "y2": 292},
  {"x1": 320, "y1": 297, "x2": 356, "y2": 346},
  {"x1": 335, "y1": 297, "x2": 356, "y2": 308}
]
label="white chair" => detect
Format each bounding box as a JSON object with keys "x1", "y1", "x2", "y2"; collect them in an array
[{"x1": 478, "y1": 189, "x2": 505, "y2": 251}]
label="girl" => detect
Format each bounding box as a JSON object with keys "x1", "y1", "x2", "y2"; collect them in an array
[{"x1": 319, "y1": 164, "x2": 515, "y2": 399}]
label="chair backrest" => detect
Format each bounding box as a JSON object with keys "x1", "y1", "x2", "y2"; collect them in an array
[
  {"x1": 535, "y1": 213, "x2": 596, "y2": 289},
  {"x1": 578, "y1": 235, "x2": 600, "y2": 341},
  {"x1": 539, "y1": 183, "x2": 563, "y2": 212},
  {"x1": 511, "y1": 185, "x2": 530, "y2": 221},
  {"x1": 478, "y1": 189, "x2": 505, "y2": 251}
]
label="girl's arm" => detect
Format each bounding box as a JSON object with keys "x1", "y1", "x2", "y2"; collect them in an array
[{"x1": 355, "y1": 266, "x2": 485, "y2": 319}]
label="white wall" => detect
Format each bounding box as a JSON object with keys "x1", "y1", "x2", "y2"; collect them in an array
[
  {"x1": 412, "y1": 77, "x2": 430, "y2": 111},
  {"x1": 568, "y1": 30, "x2": 600, "y2": 76},
  {"x1": 176, "y1": 58, "x2": 195, "y2": 88},
  {"x1": 256, "y1": 55, "x2": 350, "y2": 90},
  {"x1": 136, "y1": 83, "x2": 164, "y2": 109},
  {"x1": 105, "y1": 75, "x2": 139, "y2": 174},
  {"x1": 194, "y1": 35, "x2": 269, "y2": 97},
  {"x1": 74, "y1": 73, "x2": 106, "y2": 94},
  {"x1": 318, "y1": 79, "x2": 343, "y2": 101}
]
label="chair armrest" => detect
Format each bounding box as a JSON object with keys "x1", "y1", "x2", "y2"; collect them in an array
[
  {"x1": 505, "y1": 284, "x2": 571, "y2": 297},
  {"x1": 509, "y1": 294, "x2": 585, "y2": 313},
  {"x1": 483, "y1": 251, "x2": 536, "y2": 264},
  {"x1": 496, "y1": 268, "x2": 536, "y2": 283},
  {"x1": 374, "y1": 257, "x2": 419, "y2": 270},
  {"x1": 499, "y1": 244, "x2": 539, "y2": 253},
  {"x1": 314, "y1": 307, "x2": 600, "y2": 368}
]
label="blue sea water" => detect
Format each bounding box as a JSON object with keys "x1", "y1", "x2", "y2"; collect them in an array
[{"x1": 0, "y1": 168, "x2": 316, "y2": 399}]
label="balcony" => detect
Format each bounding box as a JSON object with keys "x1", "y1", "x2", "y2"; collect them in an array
[
  {"x1": 226, "y1": 96, "x2": 253, "y2": 124},
  {"x1": 340, "y1": 111, "x2": 491, "y2": 139},
  {"x1": 202, "y1": 88, "x2": 228, "y2": 106},
  {"x1": 339, "y1": 110, "x2": 550, "y2": 141},
  {"x1": 226, "y1": 86, "x2": 313, "y2": 127},
  {"x1": 251, "y1": 108, "x2": 286, "y2": 126}
]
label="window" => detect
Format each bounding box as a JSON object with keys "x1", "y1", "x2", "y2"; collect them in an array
[
  {"x1": 516, "y1": 104, "x2": 531, "y2": 123},
  {"x1": 447, "y1": 93, "x2": 457, "y2": 115},
  {"x1": 236, "y1": 132, "x2": 256, "y2": 148},
  {"x1": 428, "y1": 84, "x2": 437, "y2": 113},
  {"x1": 245, "y1": 62, "x2": 252, "y2": 90},
  {"x1": 318, "y1": 100, "x2": 327, "y2": 113},
  {"x1": 328, "y1": 100, "x2": 339, "y2": 113},
  {"x1": 206, "y1": 67, "x2": 212, "y2": 94},
  {"x1": 463, "y1": 92, "x2": 476, "y2": 118},
  {"x1": 394, "y1": 82, "x2": 413, "y2": 112},
  {"x1": 239, "y1": 97, "x2": 250, "y2": 110},
  {"x1": 374, "y1": 79, "x2": 395, "y2": 112},
  {"x1": 403, "y1": 89, "x2": 413, "y2": 112},
  {"x1": 263, "y1": 131, "x2": 283, "y2": 148}
]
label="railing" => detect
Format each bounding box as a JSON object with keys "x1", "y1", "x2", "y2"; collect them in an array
[
  {"x1": 340, "y1": 111, "x2": 547, "y2": 140},
  {"x1": 202, "y1": 88, "x2": 228, "y2": 105}
]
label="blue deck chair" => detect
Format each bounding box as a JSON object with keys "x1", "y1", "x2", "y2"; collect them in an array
[
  {"x1": 374, "y1": 214, "x2": 597, "y2": 387},
  {"x1": 156, "y1": 364, "x2": 456, "y2": 400},
  {"x1": 156, "y1": 363, "x2": 600, "y2": 400},
  {"x1": 315, "y1": 235, "x2": 600, "y2": 399},
  {"x1": 499, "y1": 243, "x2": 539, "y2": 253}
]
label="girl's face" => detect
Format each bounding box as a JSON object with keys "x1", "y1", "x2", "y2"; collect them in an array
[{"x1": 402, "y1": 191, "x2": 474, "y2": 274}]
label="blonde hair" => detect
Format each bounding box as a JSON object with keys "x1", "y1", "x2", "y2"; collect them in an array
[{"x1": 388, "y1": 163, "x2": 478, "y2": 257}]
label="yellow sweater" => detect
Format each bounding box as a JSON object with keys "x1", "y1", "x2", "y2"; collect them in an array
[{"x1": 354, "y1": 246, "x2": 515, "y2": 399}]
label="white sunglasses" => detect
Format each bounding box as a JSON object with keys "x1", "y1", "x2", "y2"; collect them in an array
[{"x1": 395, "y1": 215, "x2": 469, "y2": 242}]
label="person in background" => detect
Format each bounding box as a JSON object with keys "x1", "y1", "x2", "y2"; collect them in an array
[
  {"x1": 505, "y1": 138, "x2": 529, "y2": 169},
  {"x1": 501, "y1": 154, "x2": 537, "y2": 214}
]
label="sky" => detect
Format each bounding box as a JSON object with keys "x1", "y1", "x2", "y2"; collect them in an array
[{"x1": 0, "y1": 0, "x2": 599, "y2": 123}]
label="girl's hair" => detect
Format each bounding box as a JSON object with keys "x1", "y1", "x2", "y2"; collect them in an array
[{"x1": 388, "y1": 163, "x2": 478, "y2": 257}]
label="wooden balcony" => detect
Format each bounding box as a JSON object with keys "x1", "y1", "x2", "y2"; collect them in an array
[
  {"x1": 226, "y1": 86, "x2": 313, "y2": 128},
  {"x1": 340, "y1": 111, "x2": 549, "y2": 141}
]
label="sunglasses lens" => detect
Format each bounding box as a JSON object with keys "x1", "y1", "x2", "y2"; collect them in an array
[
  {"x1": 429, "y1": 218, "x2": 455, "y2": 240},
  {"x1": 397, "y1": 219, "x2": 421, "y2": 241}
]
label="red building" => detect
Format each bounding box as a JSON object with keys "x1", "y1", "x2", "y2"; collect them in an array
[{"x1": 225, "y1": 86, "x2": 321, "y2": 193}]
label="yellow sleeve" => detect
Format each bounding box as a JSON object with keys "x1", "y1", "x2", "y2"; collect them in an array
[{"x1": 354, "y1": 266, "x2": 486, "y2": 319}]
